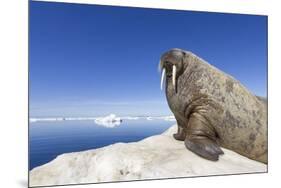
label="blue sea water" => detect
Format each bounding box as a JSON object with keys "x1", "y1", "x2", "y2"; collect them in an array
[{"x1": 29, "y1": 119, "x2": 173, "y2": 170}]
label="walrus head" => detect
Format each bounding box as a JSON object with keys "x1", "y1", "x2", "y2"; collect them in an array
[{"x1": 159, "y1": 48, "x2": 186, "y2": 91}]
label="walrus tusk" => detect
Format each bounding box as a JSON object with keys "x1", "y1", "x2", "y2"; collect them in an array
[
  {"x1": 161, "y1": 68, "x2": 166, "y2": 90},
  {"x1": 172, "y1": 65, "x2": 177, "y2": 91},
  {"x1": 158, "y1": 60, "x2": 162, "y2": 73}
]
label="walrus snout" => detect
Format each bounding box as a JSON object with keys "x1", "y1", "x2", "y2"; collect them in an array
[{"x1": 159, "y1": 49, "x2": 185, "y2": 91}]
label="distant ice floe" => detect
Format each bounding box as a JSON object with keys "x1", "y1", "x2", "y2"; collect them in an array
[
  {"x1": 29, "y1": 117, "x2": 96, "y2": 123},
  {"x1": 94, "y1": 114, "x2": 122, "y2": 128},
  {"x1": 146, "y1": 116, "x2": 176, "y2": 121},
  {"x1": 29, "y1": 117, "x2": 65, "y2": 123},
  {"x1": 64, "y1": 117, "x2": 96, "y2": 121},
  {"x1": 29, "y1": 115, "x2": 175, "y2": 123},
  {"x1": 121, "y1": 116, "x2": 139, "y2": 120}
]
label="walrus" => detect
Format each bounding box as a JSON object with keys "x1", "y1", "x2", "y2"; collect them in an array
[{"x1": 159, "y1": 48, "x2": 267, "y2": 164}]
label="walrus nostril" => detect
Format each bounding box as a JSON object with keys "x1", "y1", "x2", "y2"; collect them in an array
[{"x1": 165, "y1": 61, "x2": 173, "y2": 66}]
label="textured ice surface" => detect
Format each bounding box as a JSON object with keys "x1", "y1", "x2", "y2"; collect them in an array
[{"x1": 29, "y1": 124, "x2": 267, "y2": 187}]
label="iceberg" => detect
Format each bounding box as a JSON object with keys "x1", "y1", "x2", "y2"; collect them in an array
[
  {"x1": 29, "y1": 124, "x2": 266, "y2": 187},
  {"x1": 94, "y1": 114, "x2": 122, "y2": 128}
]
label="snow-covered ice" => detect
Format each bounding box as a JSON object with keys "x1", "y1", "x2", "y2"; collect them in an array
[{"x1": 29, "y1": 124, "x2": 266, "y2": 187}]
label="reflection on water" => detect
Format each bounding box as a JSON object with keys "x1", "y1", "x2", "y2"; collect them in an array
[
  {"x1": 95, "y1": 120, "x2": 121, "y2": 128},
  {"x1": 29, "y1": 119, "x2": 173, "y2": 170}
]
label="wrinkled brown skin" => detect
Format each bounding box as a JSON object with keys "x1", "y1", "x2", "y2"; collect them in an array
[{"x1": 160, "y1": 48, "x2": 267, "y2": 163}]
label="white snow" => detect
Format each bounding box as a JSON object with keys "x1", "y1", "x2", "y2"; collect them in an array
[
  {"x1": 29, "y1": 124, "x2": 266, "y2": 187},
  {"x1": 94, "y1": 114, "x2": 122, "y2": 128}
]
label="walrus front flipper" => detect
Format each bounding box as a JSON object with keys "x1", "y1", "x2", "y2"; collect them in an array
[
  {"x1": 184, "y1": 113, "x2": 224, "y2": 161},
  {"x1": 185, "y1": 137, "x2": 223, "y2": 161},
  {"x1": 173, "y1": 126, "x2": 186, "y2": 141}
]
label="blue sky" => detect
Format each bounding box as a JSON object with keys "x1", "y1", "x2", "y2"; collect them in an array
[{"x1": 29, "y1": 1, "x2": 267, "y2": 117}]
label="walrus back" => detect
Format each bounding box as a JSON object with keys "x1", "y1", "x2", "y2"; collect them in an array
[{"x1": 181, "y1": 52, "x2": 267, "y2": 163}]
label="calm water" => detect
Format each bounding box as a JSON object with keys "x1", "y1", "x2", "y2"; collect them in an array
[{"x1": 29, "y1": 119, "x2": 173, "y2": 170}]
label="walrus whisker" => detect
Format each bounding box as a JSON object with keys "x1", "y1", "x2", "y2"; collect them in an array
[
  {"x1": 161, "y1": 68, "x2": 166, "y2": 90},
  {"x1": 172, "y1": 65, "x2": 177, "y2": 91}
]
